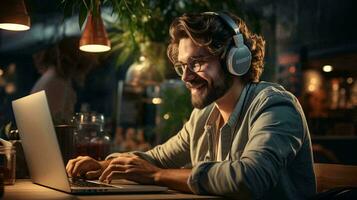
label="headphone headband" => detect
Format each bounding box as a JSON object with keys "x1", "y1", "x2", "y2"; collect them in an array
[
  {"x1": 201, "y1": 12, "x2": 241, "y2": 35},
  {"x1": 201, "y1": 11, "x2": 252, "y2": 76},
  {"x1": 216, "y1": 12, "x2": 241, "y2": 35},
  {"x1": 202, "y1": 12, "x2": 243, "y2": 47}
]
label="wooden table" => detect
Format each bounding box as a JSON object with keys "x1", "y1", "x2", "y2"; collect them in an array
[{"x1": 3, "y1": 179, "x2": 221, "y2": 200}]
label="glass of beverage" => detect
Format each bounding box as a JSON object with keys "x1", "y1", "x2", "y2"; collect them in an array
[
  {"x1": 0, "y1": 146, "x2": 16, "y2": 185},
  {"x1": 72, "y1": 113, "x2": 110, "y2": 160}
]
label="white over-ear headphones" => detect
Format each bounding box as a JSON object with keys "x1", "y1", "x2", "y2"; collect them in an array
[{"x1": 203, "y1": 12, "x2": 252, "y2": 76}]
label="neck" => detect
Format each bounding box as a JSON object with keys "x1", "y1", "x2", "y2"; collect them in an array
[{"x1": 215, "y1": 79, "x2": 245, "y2": 123}]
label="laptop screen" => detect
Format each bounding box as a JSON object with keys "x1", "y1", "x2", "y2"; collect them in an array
[{"x1": 12, "y1": 91, "x2": 71, "y2": 192}]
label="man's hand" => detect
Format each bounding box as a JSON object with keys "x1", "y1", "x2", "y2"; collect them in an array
[
  {"x1": 99, "y1": 154, "x2": 161, "y2": 185},
  {"x1": 66, "y1": 156, "x2": 110, "y2": 179}
]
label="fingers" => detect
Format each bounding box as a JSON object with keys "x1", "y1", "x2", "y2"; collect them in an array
[
  {"x1": 66, "y1": 156, "x2": 83, "y2": 177},
  {"x1": 99, "y1": 163, "x2": 132, "y2": 182},
  {"x1": 66, "y1": 154, "x2": 140, "y2": 181},
  {"x1": 97, "y1": 156, "x2": 160, "y2": 185},
  {"x1": 86, "y1": 169, "x2": 102, "y2": 180},
  {"x1": 65, "y1": 156, "x2": 101, "y2": 178},
  {"x1": 98, "y1": 155, "x2": 142, "y2": 182},
  {"x1": 72, "y1": 158, "x2": 89, "y2": 177},
  {"x1": 105, "y1": 171, "x2": 127, "y2": 183}
]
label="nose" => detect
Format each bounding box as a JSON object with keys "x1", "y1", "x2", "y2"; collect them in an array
[{"x1": 181, "y1": 66, "x2": 195, "y2": 82}]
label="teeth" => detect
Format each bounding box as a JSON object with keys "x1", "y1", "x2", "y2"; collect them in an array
[
  {"x1": 186, "y1": 81, "x2": 205, "y2": 90},
  {"x1": 191, "y1": 84, "x2": 205, "y2": 91},
  {"x1": 192, "y1": 83, "x2": 204, "y2": 89}
]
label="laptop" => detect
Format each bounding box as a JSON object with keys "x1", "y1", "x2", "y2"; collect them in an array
[{"x1": 12, "y1": 91, "x2": 168, "y2": 194}]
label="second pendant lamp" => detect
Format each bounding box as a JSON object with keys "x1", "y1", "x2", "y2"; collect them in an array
[{"x1": 79, "y1": 9, "x2": 111, "y2": 53}]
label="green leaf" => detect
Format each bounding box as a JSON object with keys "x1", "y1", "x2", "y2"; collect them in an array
[{"x1": 79, "y1": 3, "x2": 88, "y2": 30}]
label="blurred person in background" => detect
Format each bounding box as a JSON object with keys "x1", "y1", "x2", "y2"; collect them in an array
[
  {"x1": 123, "y1": 127, "x2": 138, "y2": 151},
  {"x1": 136, "y1": 128, "x2": 151, "y2": 151},
  {"x1": 31, "y1": 37, "x2": 97, "y2": 124}
]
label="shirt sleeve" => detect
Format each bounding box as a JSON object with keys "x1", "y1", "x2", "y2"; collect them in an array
[
  {"x1": 133, "y1": 123, "x2": 192, "y2": 168},
  {"x1": 106, "y1": 109, "x2": 202, "y2": 168},
  {"x1": 188, "y1": 93, "x2": 305, "y2": 199}
]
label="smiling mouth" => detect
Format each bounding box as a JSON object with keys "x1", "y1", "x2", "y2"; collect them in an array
[
  {"x1": 186, "y1": 81, "x2": 202, "y2": 88},
  {"x1": 188, "y1": 83, "x2": 206, "y2": 94},
  {"x1": 185, "y1": 76, "x2": 207, "y2": 93}
]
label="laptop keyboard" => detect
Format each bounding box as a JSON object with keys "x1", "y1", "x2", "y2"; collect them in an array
[{"x1": 70, "y1": 178, "x2": 114, "y2": 188}]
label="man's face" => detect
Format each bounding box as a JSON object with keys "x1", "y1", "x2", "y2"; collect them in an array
[{"x1": 177, "y1": 38, "x2": 233, "y2": 109}]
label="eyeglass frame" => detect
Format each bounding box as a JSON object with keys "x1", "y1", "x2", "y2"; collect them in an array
[{"x1": 173, "y1": 55, "x2": 214, "y2": 76}]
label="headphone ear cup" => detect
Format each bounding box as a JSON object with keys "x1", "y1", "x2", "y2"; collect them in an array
[{"x1": 226, "y1": 45, "x2": 252, "y2": 76}]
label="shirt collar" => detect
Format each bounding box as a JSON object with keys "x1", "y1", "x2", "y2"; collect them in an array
[{"x1": 204, "y1": 83, "x2": 252, "y2": 129}]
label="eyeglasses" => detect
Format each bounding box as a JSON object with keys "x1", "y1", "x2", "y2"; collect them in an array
[{"x1": 173, "y1": 55, "x2": 212, "y2": 76}]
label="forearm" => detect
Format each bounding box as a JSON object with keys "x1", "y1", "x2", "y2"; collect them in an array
[{"x1": 154, "y1": 169, "x2": 192, "y2": 193}]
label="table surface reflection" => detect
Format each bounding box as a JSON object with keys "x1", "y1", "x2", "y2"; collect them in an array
[{"x1": 3, "y1": 179, "x2": 221, "y2": 200}]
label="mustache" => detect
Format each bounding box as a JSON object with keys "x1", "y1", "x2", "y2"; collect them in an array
[{"x1": 185, "y1": 76, "x2": 206, "y2": 89}]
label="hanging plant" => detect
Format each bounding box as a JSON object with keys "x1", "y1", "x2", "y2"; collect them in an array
[{"x1": 61, "y1": 0, "x2": 241, "y2": 69}]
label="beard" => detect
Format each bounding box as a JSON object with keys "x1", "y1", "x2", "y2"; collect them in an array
[{"x1": 186, "y1": 70, "x2": 233, "y2": 109}]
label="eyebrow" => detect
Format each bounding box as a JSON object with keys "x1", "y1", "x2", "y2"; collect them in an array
[
  {"x1": 177, "y1": 54, "x2": 210, "y2": 64},
  {"x1": 177, "y1": 46, "x2": 211, "y2": 63}
]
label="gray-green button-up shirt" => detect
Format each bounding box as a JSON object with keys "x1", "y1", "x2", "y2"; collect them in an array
[{"x1": 109, "y1": 81, "x2": 316, "y2": 199}]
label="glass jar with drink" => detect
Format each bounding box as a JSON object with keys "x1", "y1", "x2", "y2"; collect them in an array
[{"x1": 72, "y1": 113, "x2": 111, "y2": 160}]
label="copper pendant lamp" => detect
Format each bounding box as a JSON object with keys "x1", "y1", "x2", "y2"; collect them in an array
[
  {"x1": 0, "y1": 0, "x2": 30, "y2": 31},
  {"x1": 79, "y1": 11, "x2": 111, "y2": 53}
]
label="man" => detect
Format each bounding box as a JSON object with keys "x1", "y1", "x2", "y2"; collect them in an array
[{"x1": 66, "y1": 12, "x2": 316, "y2": 199}]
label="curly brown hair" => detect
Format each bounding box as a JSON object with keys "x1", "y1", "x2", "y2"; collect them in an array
[{"x1": 167, "y1": 12, "x2": 265, "y2": 82}]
